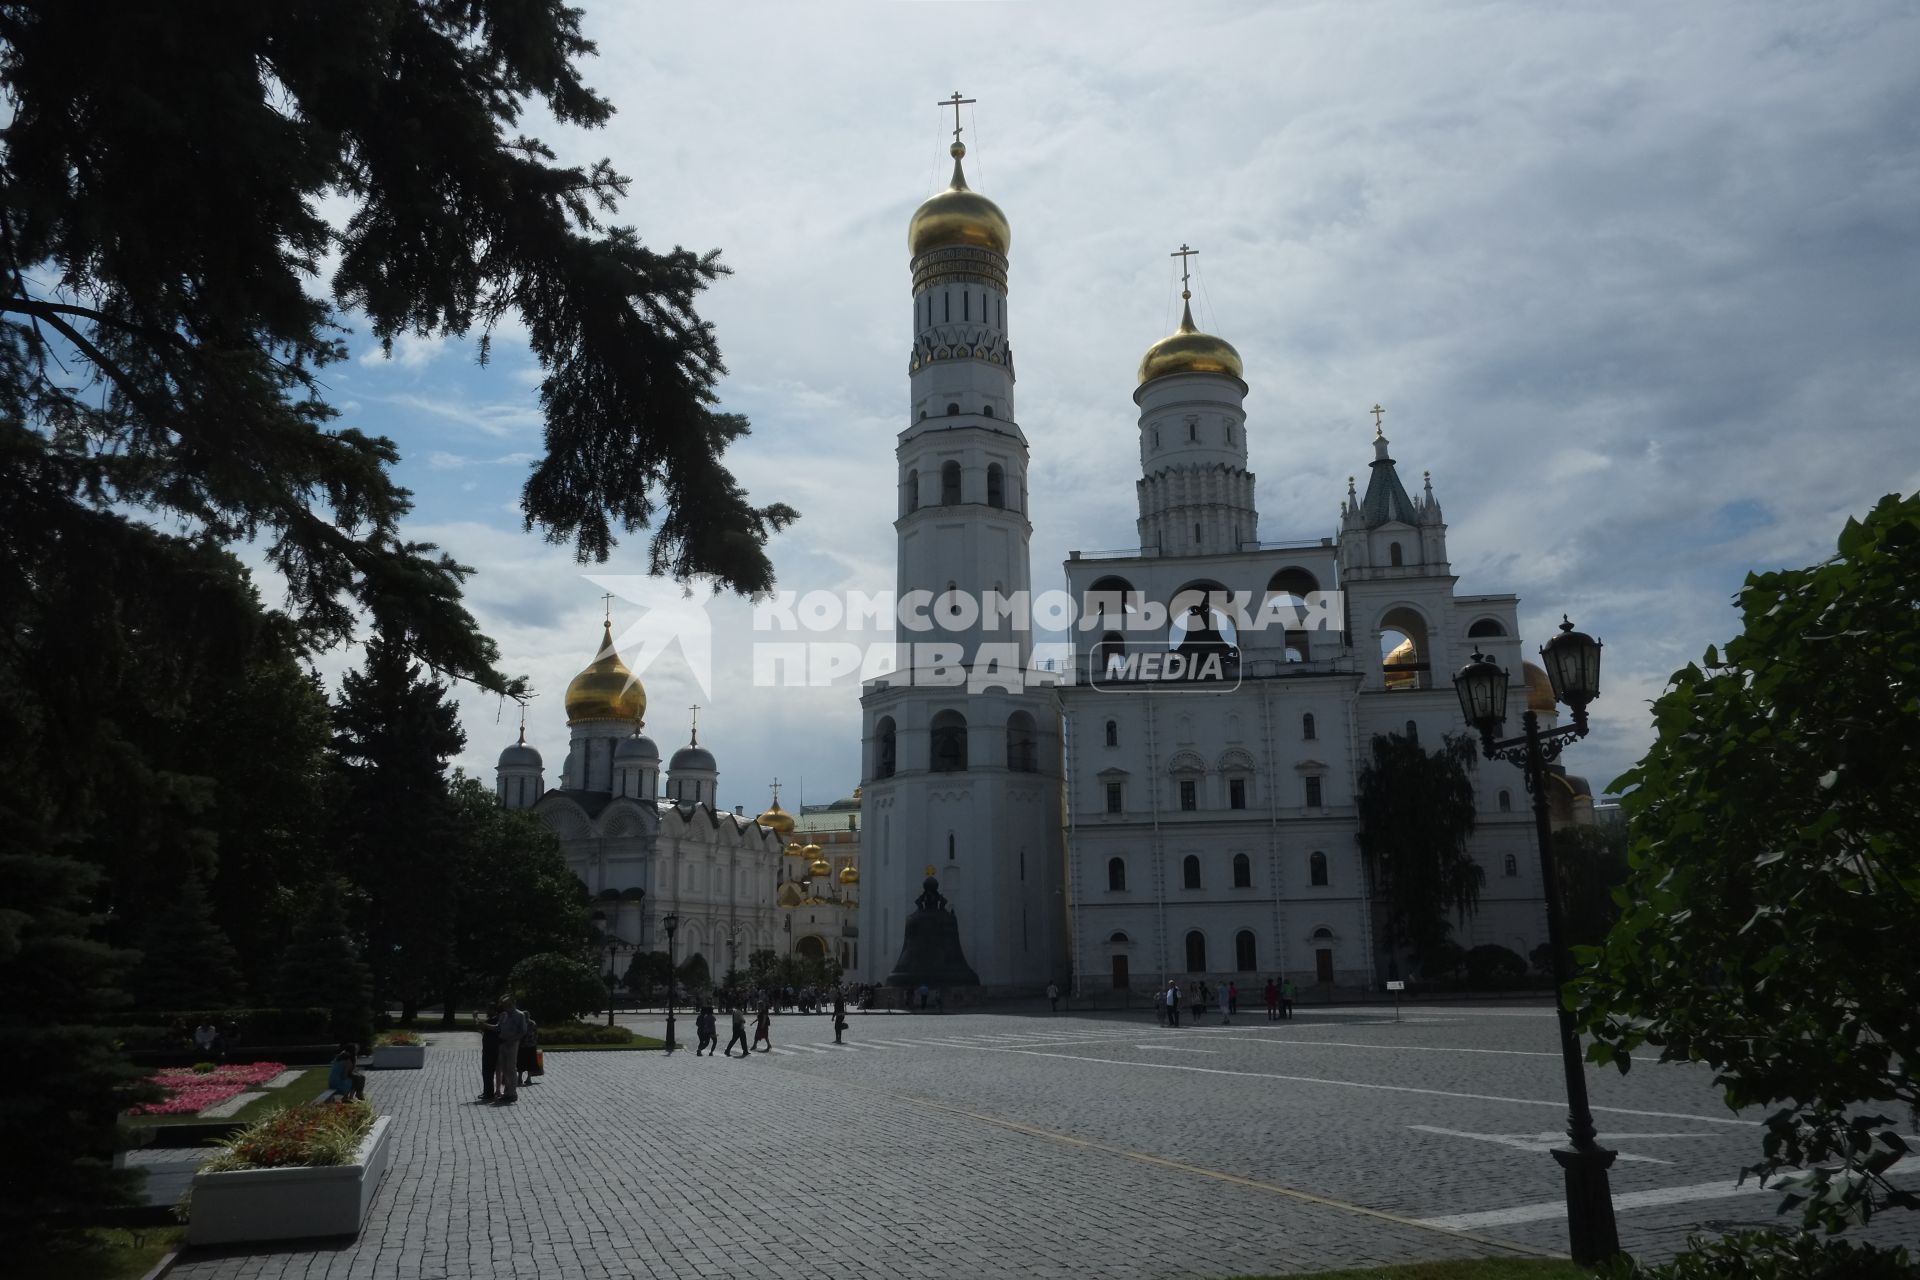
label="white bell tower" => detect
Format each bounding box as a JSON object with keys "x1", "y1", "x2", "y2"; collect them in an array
[{"x1": 858, "y1": 95, "x2": 1064, "y2": 990}]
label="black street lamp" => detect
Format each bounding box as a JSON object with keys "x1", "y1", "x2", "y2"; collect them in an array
[
  {"x1": 662, "y1": 912, "x2": 679, "y2": 1054},
  {"x1": 589, "y1": 910, "x2": 634, "y2": 1029},
  {"x1": 1453, "y1": 615, "x2": 1618, "y2": 1266}
]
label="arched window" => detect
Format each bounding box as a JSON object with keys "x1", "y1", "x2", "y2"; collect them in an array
[
  {"x1": 1503, "y1": 854, "x2": 1518, "y2": 878},
  {"x1": 1104, "y1": 719, "x2": 1118, "y2": 747},
  {"x1": 930, "y1": 709, "x2": 968, "y2": 773},
  {"x1": 1235, "y1": 930, "x2": 1257, "y2": 972},
  {"x1": 1182, "y1": 855, "x2": 1202, "y2": 890},
  {"x1": 1108, "y1": 930, "x2": 1129, "y2": 944},
  {"x1": 1185, "y1": 930, "x2": 1207, "y2": 973},
  {"x1": 1405, "y1": 719, "x2": 1419, "y2": 742},
  {"x1": 1468, "y1": 618, "x2": 1507, "y2": 638},
  {"x1": 987, "y1": 463, "x2": 1005, "y2": 508},
  {"x1": 1302, "y1": 712, "x2": 1316, "y2": 740},
  {"x1": 1006, "y1": 710, "x2": 1038, "y2": 773},
  {"x1": 946, "y1": 402, "x2": 960, "y2": 416},
  {"x1": 1311, "y1": 926, "x2": 1333, "y2": 941},
  {"x1": 906, "y1": 469, "x2": 919, "y2": 513},
  {"x1": 1389, "y1": 541, "x2": 1404, "y2": 567},
  {"x1": 1107, "y1": 857, "x2": 1126, "y2": 892},
  {"x1": 1497, "y1": 789, "x2": 1512, "y2": 812},
  {"x1": 875, "y1": 717, "x2": 897, "y2": 779},
  {"x1": 1309, "y1": 851, "x2": 1329, "y2": 887},
  {"x1": 982, "y1": 404, "x2": 994, "y2": 418},
  {"x1": 940, "y1": 460, "x2": 962, "y2": 505},
  {"x1": 947, "y1": 830, "x2": 955, "y2": 861},
  {"x1": 1232, "y1": 853, "x2": 1252, "y2": 889}
]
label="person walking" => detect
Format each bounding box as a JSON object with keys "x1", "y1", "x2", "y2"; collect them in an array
[
  {"x1": 724, "y1": 1006, "x2": 751, "y2": 1058},
  {"x1": 832, "y1": 990, "x2": 848, "y2": 1045},
  {"x1": 1224, "y1": 980, "x2": 1237, "y2": 1024},
  {"x1": 1047, "y1": 981, "x2": 1059, "y2": 1013},
  {"x1": 752, "y1": 1003, "x2": 772, "y2": 1052},
  {"x1": 1164, "y1": 980, "x2": 1180, "y2": 1028},
  {"x1": 694, "y1": 1005, "x2": 716, "y2": 1056},
  {"x1": 494, "y1": 995, "x2": 528, "y2": 1103},
  {"x1": 477, "y1": 1002, "x2": 500, "y2": 1102},
  {"x1": 1282, "y1": 977, "x2": 1296, "y2": 1020},
  {"x1": 1264, "y1": 977, "x2": 1279, "y2": 1022}
]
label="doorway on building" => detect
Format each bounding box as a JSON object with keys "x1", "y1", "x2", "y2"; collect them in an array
[
  {"x1": 1110, "y1": 954, "x2": 1129, "y2": 990},
  {"x1": 1314, "y1": 947, "x2": 1334, "y2": 985}
]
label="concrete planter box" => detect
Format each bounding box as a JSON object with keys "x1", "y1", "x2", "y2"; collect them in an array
[
  {"x1": 368, "y1": 1043, "x2": 425, "y2": 1070},
  {"x1": 188, "y1": 1115, "x2": 392, "y2": 1245}
]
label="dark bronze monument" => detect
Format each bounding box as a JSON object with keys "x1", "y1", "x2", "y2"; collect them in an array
[{"x1": 884, "y1": 870, "x2": 980, "y2": 988}]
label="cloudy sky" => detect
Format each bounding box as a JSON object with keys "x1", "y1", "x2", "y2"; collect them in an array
[{"x1": 314, "y1": 1, "x2": 1920, "y2": 808}]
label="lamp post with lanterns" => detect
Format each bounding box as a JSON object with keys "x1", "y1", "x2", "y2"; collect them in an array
[
  {"x1": 661, "y1": 912, "x2": 679, "y2": 1054},
  {"x1": 1452, "y1": 615, "x2": 1618, "y2": 1266}
]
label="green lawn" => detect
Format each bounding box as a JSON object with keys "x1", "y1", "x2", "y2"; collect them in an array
[
  {"x1": 1236, "y1": 1261, "x2": 1586, "y2": 1280},
  {"x1": 135, "y1": 1063, "x2": 331, "y2": 1126},
  {"x1": 21, "y1": 1227, "x2": 185, "y2": 1280},
  {"x1": 543, "y1": 1035, "x2": 666, "y2": 1051}
]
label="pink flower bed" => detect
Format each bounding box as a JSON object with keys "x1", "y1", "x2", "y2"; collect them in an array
[{"x1": 130, "y1": 1061, "x2": 290, "y2": 1116}]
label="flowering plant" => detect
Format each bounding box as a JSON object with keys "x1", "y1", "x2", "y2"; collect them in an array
[
  {"x1": 129, "y1": 1061, "x2": 288, "y2": 1116},
  {"x1": 373, "y1": 1030, "x2": 423, "y2": 1047},
  {"x1": 203, "y1": 1100, "x2": 375, "y2": 1171}
]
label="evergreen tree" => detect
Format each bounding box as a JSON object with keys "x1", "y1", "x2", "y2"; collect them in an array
[
  {"x1": 1356, "y1": 731, "x2": 1482, "y2": 970},
  {"x1": 0, "y1": 853, "x2": 155, "y2": 1247},
  {"x1": 273, "y1": 879, "x2": 374, "y2": 1048},
  {"x1": 132, "y1": 874, "x2": 246, "y2": 1012},
  {"x1": 331, "y1": 636, "x2": 465, "y2": 1021}
]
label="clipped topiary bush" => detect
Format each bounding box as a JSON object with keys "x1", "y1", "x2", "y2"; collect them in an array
[{"x1": 540, "y1": 1021, "x2": 635, "y2": 1045}]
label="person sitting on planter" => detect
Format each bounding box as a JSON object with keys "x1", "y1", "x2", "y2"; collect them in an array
[{"x1": 328, "y1": 1043, "x2": 367, "y2": 1102}]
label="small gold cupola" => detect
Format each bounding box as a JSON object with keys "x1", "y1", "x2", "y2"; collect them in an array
[
  {"x1": 1138, "y1": 243, "x2": 1243, "y2": 385},
  {"x1": 908, "y1": 92, "x2": 1010, "y2": 258},
  {"x1": 564, "y1": 621, "x2": 647, "y2": 725}
]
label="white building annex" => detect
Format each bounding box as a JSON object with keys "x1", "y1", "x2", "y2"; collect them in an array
[
  {"x1": 859, "y1": 101, "x2": 1568, "y2": 996},
  {"x1": 494, "y1": 621, "x2": 786, "y2": 979}
]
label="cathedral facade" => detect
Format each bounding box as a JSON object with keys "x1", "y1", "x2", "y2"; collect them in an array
[{"x1": 858, "y1": 108, "x2": 1561, "y2": 995}]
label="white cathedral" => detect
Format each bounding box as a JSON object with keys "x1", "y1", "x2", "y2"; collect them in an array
[{"x1": 854, "y1": 110, "x2": 1579, "y2": 995}]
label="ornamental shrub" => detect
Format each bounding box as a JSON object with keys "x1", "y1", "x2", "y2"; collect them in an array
[
  {"x1": 1600, "y1": 1230, "x2": 1918, "y2": 1279},
  {"x1": 203, "y1": 1100, "x2": 375, "y2": 1172},
  {"x1": 540, "y1": 1021, "x2": 636, "y2": 1045},
  {"x1": 508, "y1": 953, "x2": 607, "y2": 1026}
]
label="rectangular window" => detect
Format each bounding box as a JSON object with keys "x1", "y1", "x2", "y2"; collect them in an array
[
  {"x1": 1105, "y1": 783, "x2": 1122, "y2": 814},
  {"x1": 1305, "y1": 776, "x2": 1323, "y2": 808},
  {"x1": 1229, "y1": 778, "x2": 1247, "y2": 810},
  {"x1": 1180, "y1": 779, "x2": 1197, "y2": 811},
  {"x1": 944, "y1": 292, "x2": 950, "y2": 321},
  {"x1": 963, "y1": 292, "x2": 970, "y2": 320}
]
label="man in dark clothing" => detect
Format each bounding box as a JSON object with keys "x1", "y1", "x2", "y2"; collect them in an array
[
  {"x1": 832, "y1": 990, "x2": 848, "y2": 1045},
  {"x1": 478, "y1": 1003, "x2": 500, "y2": 1102},
  {"x1": 723, "y1": 1007, "x2": 750, "y2": 1058}
]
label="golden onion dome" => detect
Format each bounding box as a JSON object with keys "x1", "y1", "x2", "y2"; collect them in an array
[
  {"x1": 756, "y1": 799, "x2": 795, "y2": 836},
  {"x1": 784, "y1": 840, "x2": 811, "y2": 859},
  {"x1": 1138, "y1": 298, "x2": 1243, "y2": 386},
  {"x1": 776, "y1": 882, "x2": 803, "y2": 909},
  {"x1": 808, "y1": 855, "x2": 833, "y2": 878},
  {"x1": 1523, "y1": 661, "x2": 1556, "y2": 716},
  {"x1": 838, "y1": 864, "x2": 859, "y2": 886},
  {"x1": 908, "y1": 143, "x2": 1010, "y2": 258},
  {"x1": 564, "y1": 621, "x2": 647, "y2": 725},
  {"x1": 1384, "y1": 636, "x2": 1419, "y2": 691}
]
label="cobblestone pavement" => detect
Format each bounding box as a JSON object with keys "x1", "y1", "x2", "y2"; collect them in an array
[{"x1": 164, "y1": 1004, "x2": 1920, "y2": 1279}]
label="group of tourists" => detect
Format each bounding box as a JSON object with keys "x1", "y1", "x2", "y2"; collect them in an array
[
  {"x1": 693, "y1": 989, "x2": 850, "y2": 1056},
  {"x1": 477, "y1": 996, "x2": 540, "y2": 1104},
  {"x1": 1159, "y1": 976, "x2": 1294, "y2": 1027},
  {"x1": 733, "y1": 981, "x2": 877, "y2": 1015}
]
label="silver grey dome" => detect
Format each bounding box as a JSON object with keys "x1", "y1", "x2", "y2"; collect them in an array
[
  {"x1": 615, "y1": 733, "x2": 660, "y2": 762},
  {"x1": 669, "y1": 745, "x2": 716, "y2": 773},
  {"x1": 498, "y1": 741, "x2": 543, "y2": 769}
]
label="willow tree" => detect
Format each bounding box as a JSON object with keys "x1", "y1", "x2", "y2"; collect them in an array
[{"x1": 1356, "y1": 731, "x2": 1482, "y2": 971}]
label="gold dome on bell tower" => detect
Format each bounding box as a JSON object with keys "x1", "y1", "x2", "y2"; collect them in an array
[
  {"x1": 1138, "y1": 244, "x2": 1243, "y2": 385},
  {"x1": 564, "y1": 621, "x2": 647, "y2": 725},
  {"x1": 908, "y1": 93, "x2": 1010, "y2": 259}
]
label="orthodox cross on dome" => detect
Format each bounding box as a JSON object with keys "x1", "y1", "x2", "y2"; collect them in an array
[
  {"x1": 1370, "y1": 403, "x2": 1386, "y2": 436},
  {"x1": 1170, "y1": 243, "x2": 1198, "y2": 300},
  {"x1": 688, "y1": 703, "x2": 700, "y2": 746},
  {"x1": 939, "y1": 91, "x2": 976, "y2": 146},
  {"x1": 599, "y1": 591, "x2": 616, "y2": 623},
  {"x1": 517, "y1": 702, "x2": 528, "y2": 745}
]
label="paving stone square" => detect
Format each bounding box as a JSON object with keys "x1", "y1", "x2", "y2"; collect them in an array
[{"x1": 160, "y1": 1002, "x2": 1920, "y2": 1279}]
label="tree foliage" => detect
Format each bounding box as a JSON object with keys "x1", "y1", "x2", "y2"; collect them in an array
[
  {"x1": 1553, "y1": 821, "x2": 1631, "y2": 951},
  {"x1": 1574, "y1": 492, "x2": 1920, "y2": 1233},
  {"x1": 1356, "y1": 731, "x2": 1482, "y2": 965},
  {"x1": 132, "y1": 874, "x2": 246, "y2": 1012},
  {"x1": 272, "y1": 879, "x2": 374, "y2": 1048},
  {"x1": 509, "y1": 952, "x2": 605, "y2": 1026}
]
